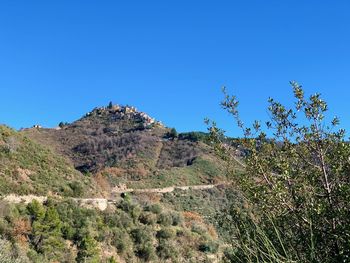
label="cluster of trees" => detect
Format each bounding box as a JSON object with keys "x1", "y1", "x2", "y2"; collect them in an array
[
  {"x1": 0, "y1": 196, "x2": 218, "y2": 262},
  {"x1": 178, "y1": 131, "x2": 210, "y2": 143},
  {"x1": 0, "y1": 199, "x2": 102, "y2": 262},
  {"x1": 209, "y1": 82, "x2": 350, "y2": 262},
  {"x1": 58, "y1": 122, "x2": 69, "y2": 128},
  {"x1": 166, "y1": 128, "x2": 178, "y2": 139}
]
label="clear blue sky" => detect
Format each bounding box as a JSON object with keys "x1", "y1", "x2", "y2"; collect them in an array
[{"x1": 1, "y1": 1, "x2": 350, "y2": 136}]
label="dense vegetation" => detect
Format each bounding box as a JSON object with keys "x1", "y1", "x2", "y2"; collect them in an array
[
  {"x1": 3, "y1": 88, "x2": 348, "y2": 263},
  {"x1": 0, "y1": 107, "x2": 229, "y2": 262},
  {"x1": 160, "y1": 186, "x2": 242, "y2": 241},
  {"x1": 208, "y1": 82, "x2": 350, "y2": 262},
  {"x1": 0, "y1": 196, "x2": 220, "y2": 262}
]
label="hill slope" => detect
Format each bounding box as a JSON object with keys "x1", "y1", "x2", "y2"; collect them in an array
[
  {"x1": 0, "y1": 125, "x2": 99, "y2": 197},
  {"x1": 23, "y1": 104, "x2": 226, "y2": 194},
  {"x1": 0, "y1": 104, "x2": 238, "y2": 263}
]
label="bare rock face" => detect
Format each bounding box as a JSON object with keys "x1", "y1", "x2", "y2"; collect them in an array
[
  {"x1": 2, "y1": 194, "x2": 48, "y2": 204},
  {"x1": 75, "y1": 198, "x2": 108, "y2": 211}
]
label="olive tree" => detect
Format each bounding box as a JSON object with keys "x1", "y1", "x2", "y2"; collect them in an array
[{"x1": 208, "y1": 82, "x2": 350, "y2": 262}]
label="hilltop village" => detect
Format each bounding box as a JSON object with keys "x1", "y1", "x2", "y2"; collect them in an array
[
  {"x1": 85, "y1": 103, "x2": 163, "y2": 129},
  {"x1": 26, "y1": 103, "x2": 164, "y2": 131}
]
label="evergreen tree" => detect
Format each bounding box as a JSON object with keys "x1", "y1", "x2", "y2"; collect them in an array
[
  {"x1": 167, "y1": 128, "x2": 178, "y2": 139},
  {"x1": 29, "y1": 205, "x2": 66, "y2": 261},
  {"x1": 108, "y1": 101, "x2": 113, "y2": 109},
  {"x1": 77, "y1": 234, "x2": 100, "y2": 263}
]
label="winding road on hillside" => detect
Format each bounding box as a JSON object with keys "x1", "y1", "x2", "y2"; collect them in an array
[{"x1": 1, "y1": 183, "x2": 227, "y2": 211}]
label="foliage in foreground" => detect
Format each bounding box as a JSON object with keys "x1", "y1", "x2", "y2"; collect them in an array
[{"x1": 208, "y1": 82, "x2": 350, "y2": 262}]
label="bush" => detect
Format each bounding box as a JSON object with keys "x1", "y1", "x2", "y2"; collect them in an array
[
  {"x1": 135, "y1": 241, "x2": 156, "y2": 261},
  {"x1": 58, "y1": 122, "x2": 69, "y2": 128},
  {"x1": 26, "y1": 200, "x2": 45, "y2": 221},
  {"x1": 145, "y1": 203, "x2": 162, "y2": 214},
  {"x1": 170, "y1": 212, "x2": 183, "y2": 226},
  {"x1": 130, "y1": 227, "x2": 152, "y2": 244},
  {"x1": 0, "y1": 238, "x2": 30, "y2": 263},
  {"x1": 107, "y1": 257, "x2": 118, "y2": 263},
  {"x1": 178, "y1": 131, "x2": 210, "y2": 143},
  {"x1": 68, "y1": 181, "x2": 84, "y2": 197},
  {"x1": 76, "y1": 235, "x2": 100, "y2": 263},
  {"x1": 39, "y1": 236, "x2": 66, "y2": 261},
  {"x1": 210, "y1": 82, "x2": 350, "y2": 262},
  {"x1": 115, "y1": 211, "x2": 133, "y2": 229},
  {"x1": 156, "y1": 227, "x2": 176, "y2": 239},
  {"x1": 0, "y1": 218, "x2": 10, "y2": 238},
  {"x1": 118, "y1": 200, "x2": 141, "y2": 222},
  {"x1": 157, "y1": 212, "x2": 173, "y2": 226},
  {"x1": 166, "y1": 128, "x2": 178, "y2": 139},
  {"x1": 191, "y1": 224, "x2": 206, "y2": 235},
  {"x1": 139, "y1": 212, "x2": 157, "y2": 225},
  {"x1": 111, "y1": 228, "x2": 133, "y2": 255},
  {"x1": 199, "y1": 240, "x2": 219, "y2": 253},
  {"x1": 61, "y1": 223, "x2": 75, "y2": 240},
  {"x1": 157, "y1": 240, "x2": 179, "y2": 260}
]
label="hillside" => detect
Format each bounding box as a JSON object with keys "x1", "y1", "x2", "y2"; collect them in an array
[
  {"x1": 0, "y1": 125, "x2": 99, "y2": 197},
  {"x1": 0, "y1": 104, "x2": 241, "y2": 262},
  {"x1": 0, "y1": 194, "x2": 223, "y2": 262},
  {"x1": 22, "y1": 104, "x2": 228, "y2": 195}
]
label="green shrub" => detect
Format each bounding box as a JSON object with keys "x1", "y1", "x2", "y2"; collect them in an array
[
  {"x1": 139, "y1": 212, "x2": 157, "y2": 225},
  {"x1": 199, "y1": 240, "x2": 219, "y2": 253},
  {"x1": 115, "y1": 211, "x2": 133, "y2": 229},
  {"x1": 76, "y1": 234, "x2": 100, "y2": 263},
  {"x1": 27, "y1": 200, "x2": 45, "y2": 221},
  {"x1": 104, "y1": 210, "x2": 133, "y2": 229},
  {"x1": 68, "y1": 181, "x2": 84, "y2": 197},
  {"x1": 135, "y1": 241, "x2": 156, "y2": 261},
  {"x1": 118, "y1": 200, "x2": 141, "y2": 221},
  {"x1": 178, "y1": 131, "x2": 210, "y2": 143},
  {"x1": 131, "y1": 206, "x2": 142, "y2": 221},
  {"x1": 166, "y1": 128, "x2": 178, "y2": 139},
  {"x1": 211, "y1": 82, "x2": 350, "y2": 261},
  {"x1": 39, "y1": 236, "x2": 66, "y2": 261},
  {"x1": 157, "y1": 240, "x2": 179, "y2": 260},
  {"x1": 111, "y1": 228, "x2": 133, "y2": 255},
  {"x1": 170, "y1": 212, "x2": 183, "y2": 226},
  {"x1": 0, "y1": 238, "x2": 30, "y2": 263},
  {"x1": 145, "y1": 203, "x2": 162, "y2": 214},
  {"x1": 156, "y1": 227, "x2": 176, "y2": 239},
  {"x1": 27, "y1": 248, "x2": 48, "y2": 263},
  {"x1": 191, "y1": 224, "x2": 206, "y2": 235},
  {"x1": 0, "y1": 219, "x2": 11, "y2": 239},
  {"x1": 130, "y1": 227, "x2": 152, "y2": 244},
  {"x1": 61, "y1": 222, "x2": 75, "y2": 240},
  {"x1": 107, "y1": 256, "x2": 118, "y2": 263},
  {"x1": 157, "y1": 212, "x2": 173, "y2": 226}
]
